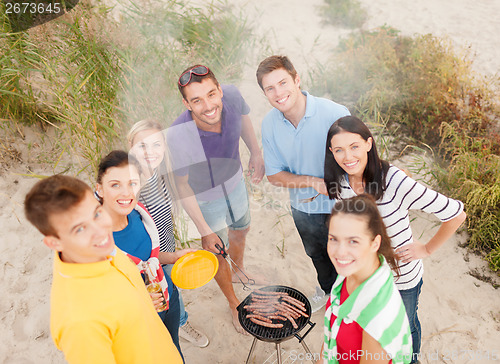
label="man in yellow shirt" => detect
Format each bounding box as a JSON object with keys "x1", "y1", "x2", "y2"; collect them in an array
[{"x1": 24, "y1": 175, "x2": 183, "y2": 364}]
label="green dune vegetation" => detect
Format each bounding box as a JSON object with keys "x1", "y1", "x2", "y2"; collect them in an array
[
  {"x1": 0, "y1": 0, "x2": 254, "y2": 176},
  {"x1": 319, "y1": 0, "x2": 367, "y2": 29},
  {"x1": 307, "y1": 27, "x2": 500, "y2": 272},
  {"x1": 1, "y1": 0, "x2": 498, "y2": 272}
]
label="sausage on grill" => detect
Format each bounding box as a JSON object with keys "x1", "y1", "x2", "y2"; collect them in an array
[
  {"x1": 249, "y1": 317, "x2": 284, "y2": 328},
  {"x1": 245, "y1": 290, "x2": 305, "y2": 329}
]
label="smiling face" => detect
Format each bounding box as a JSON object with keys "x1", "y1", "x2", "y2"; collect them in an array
[
  {"x1": 330, "y1": 131, "x2": 373, "y2": 180},
  {"x1": 44, "y1": 191, "x2": 115, "y2": 264},
  {"x1": 261, "y1": 68, "x2": 302, "y2": 117},
  {"x1": 182, "y1": 78, "x2": 224, "y2": 131},
  {"x1": 97, "y1": 164, "x2": 141, "y2": 219},
  {"x1": 130, "y1": 128, "x2": 165, "y2": 173},
  {"x1": 327, "y1": 213, "x2": 380, "y2": 284}
]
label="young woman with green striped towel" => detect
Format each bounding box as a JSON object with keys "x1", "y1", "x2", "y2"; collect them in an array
[{"x1": 322, "y1": 195, "x2": 412, "y2": 364}]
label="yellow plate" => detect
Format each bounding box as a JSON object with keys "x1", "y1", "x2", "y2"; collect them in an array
[{"x1": 171, "y1": 250, "x2": 219, "y2": 289}]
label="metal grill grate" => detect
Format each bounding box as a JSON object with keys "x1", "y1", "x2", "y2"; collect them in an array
[{"x1": 237, "y1": 285, "x2": 312, "y2": 342}]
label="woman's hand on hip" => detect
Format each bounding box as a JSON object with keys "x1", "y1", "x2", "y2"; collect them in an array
[{"x1": 395, "y1": 241, "x2": 430, "y2": 263}]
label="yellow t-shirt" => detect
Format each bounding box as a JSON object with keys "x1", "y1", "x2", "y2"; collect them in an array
[{"x1": 50, "y1": 248, "x2": 182, "y2": 364}]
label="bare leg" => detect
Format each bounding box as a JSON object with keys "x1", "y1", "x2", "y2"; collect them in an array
[
  {"x1": 227, "y1": 227, "x2": 249, "y2": 269},
  {"x1": 213, "y1": 253, "x2": 246, "y2": 334},
  {"x1": 228, "y1": 227, "x2": 268, "y2": 285}
]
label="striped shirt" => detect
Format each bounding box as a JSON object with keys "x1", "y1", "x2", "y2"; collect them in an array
[
  {"x1": 324, "y1": 256, "x2": 412, "y2": 363},
  {"x1": 339, "y1": 165, "x2": 464, "y2": 290},
  {"x1": 138, "y1": 171, "x2": 176, "y2": 253}
]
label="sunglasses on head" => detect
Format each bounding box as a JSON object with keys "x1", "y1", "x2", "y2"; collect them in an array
[{"x1": 178, "y1": 65, "x2": 210, "y2": 87}]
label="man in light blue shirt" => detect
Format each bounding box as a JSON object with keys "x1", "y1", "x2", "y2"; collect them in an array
[{"x1": 256, "y1": 56, "x2": 350, "y2": 307}]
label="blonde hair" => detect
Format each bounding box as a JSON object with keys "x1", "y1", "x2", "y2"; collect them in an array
[
  {"x1": 127, "y1": 118, "x2": 164, "y2": 147},
  {"x1": 126, "y1": 118, "x2": 180, "y2": 215}
]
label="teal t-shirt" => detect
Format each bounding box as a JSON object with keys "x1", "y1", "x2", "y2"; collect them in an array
[{"x1": 261, "y1": 91, "x2": 350, "y2": 213}]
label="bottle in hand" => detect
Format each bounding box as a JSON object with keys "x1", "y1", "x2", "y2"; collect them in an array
[{"x1": 142, "y1": 262, "x2": 168, "y2": 312}]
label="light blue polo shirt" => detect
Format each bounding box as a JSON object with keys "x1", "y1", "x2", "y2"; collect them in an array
[{"x1": 261, "y1": 91, "x2": 350, "y2": 214}]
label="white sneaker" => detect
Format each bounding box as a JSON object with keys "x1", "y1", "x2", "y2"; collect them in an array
[
  {"x1": 179, "y1": 321, "x2": 209, "y2": 348},
  {"x1": 308, "y1": 286, "x2": 328, "y2": 313}
]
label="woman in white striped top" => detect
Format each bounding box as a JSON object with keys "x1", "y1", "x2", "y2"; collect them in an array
[
  {"x1": 128, "y1": 119, "x2": 209, "y2": 348},
  {"x1": 324, "y1": 116, "x2": 466, "y2": 363}
]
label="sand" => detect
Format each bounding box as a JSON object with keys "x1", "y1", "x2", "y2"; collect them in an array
[{"x1": 1, "y1": 0, "x2": 499, "y2": 363}]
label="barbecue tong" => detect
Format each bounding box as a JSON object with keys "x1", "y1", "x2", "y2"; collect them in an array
[{"x1": 215, "y1": 241, "x2": 255, "y2": 291}]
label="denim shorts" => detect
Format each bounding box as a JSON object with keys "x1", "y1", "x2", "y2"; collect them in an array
[{"x1": 197, "y1": 178, "x2": 250, "y2": 248}]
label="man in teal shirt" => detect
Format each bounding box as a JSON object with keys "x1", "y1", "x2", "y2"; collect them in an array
[{"x1": 256, "y1": 55, "x2": 350, "y2": 310}]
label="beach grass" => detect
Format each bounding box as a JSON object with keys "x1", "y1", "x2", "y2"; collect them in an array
[
  {"x1": 116, "y1": 0, "x2": 254, "y2": 125},
  {"x1": 0, "y1": 0, "x2": 255, "y2": 179},
  {"x1": 0, "y1": 2, "x2": 123, "y2": 176},
  {"x1": 307, "y1": 27, "x2": 500, "y2": 272},
  {"x1": 1, "y1": 0, "x2": 257, "y2": 253},
  {"x1": 320, "y1": 0, "x2": 367, "y2": 29}
]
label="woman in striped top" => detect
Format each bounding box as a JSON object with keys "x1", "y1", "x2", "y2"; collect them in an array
[
  {"x1": 324, "y1": 116, "x2": 466, "y2": 363},
  {"x1": 128, "y1": 119, "x2": 209, "y2": 348}
]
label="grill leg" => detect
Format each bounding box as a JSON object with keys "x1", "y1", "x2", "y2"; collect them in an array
[
  {"x1": 276, "y1": 343, "x2": 282, "y2": 364},
  {"x1": 245, "y1": 337, "x2": 258, "y2": 364},
  {"x1": 300, "y1": 340, "x2": 315, "y2": 363}
]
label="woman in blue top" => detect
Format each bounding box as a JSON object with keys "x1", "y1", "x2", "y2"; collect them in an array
[{"x1": 96, "y1": 150, "x2": 184, "y2": 360}]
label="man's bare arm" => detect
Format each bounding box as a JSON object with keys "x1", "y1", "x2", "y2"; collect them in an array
[
  {"x1": 240, "y1": 114, "x2": 265, "y2": 183},
  {"x1": 267, "y1": 171, "x2": 328, "y2": 195}
]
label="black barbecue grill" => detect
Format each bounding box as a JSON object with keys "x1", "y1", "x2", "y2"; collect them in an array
[{"x1": 237, "y1": 285, "x2": 316, "y2": 364}]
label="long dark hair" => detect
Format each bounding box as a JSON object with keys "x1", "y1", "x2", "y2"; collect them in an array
[
  {"x1": 324, "y1": 116, "x2": 390, "y2": 200},
  {"x1": 329, "y1": 194, "x2": 399, "y2": 275}
]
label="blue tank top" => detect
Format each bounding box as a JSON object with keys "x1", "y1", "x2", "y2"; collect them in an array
[{"x1": 113, "y1": 209, "x2": 152, "y2": 262}]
